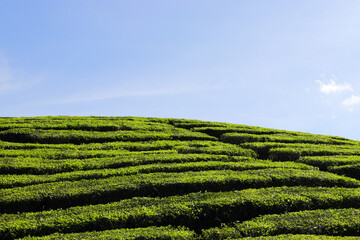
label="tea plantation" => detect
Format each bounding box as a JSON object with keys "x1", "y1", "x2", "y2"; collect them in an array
[{"x1": 1, "y1": 116, "x2": 360, "y2": 239}]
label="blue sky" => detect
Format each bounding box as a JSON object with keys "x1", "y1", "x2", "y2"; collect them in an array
[{"x1": 1, "y1": 1, "x2": 360, "y2": 140}]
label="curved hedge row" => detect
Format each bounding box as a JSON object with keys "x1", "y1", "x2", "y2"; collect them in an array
[
  {"x1": 17, "y1": 226, "x2": 196, "y2": 240},
  {"x1": 2, "y1": 186, "x2": 360, "y2": 239},
  {"x1": 3, "y1": 168, "x2": 359, "y2": 213},
  {"x1": 0, "y1": 128, "x2": 216, "y2": 144},
  {"x1": 202, "y1": 208, "x2": 360, "y2": 239},
  {"x1": 0, "y1": 159, "x2": 314, "y2": 188},
  {"x1": 239, "y1": 235, "x2": 360, "y2": 240}
]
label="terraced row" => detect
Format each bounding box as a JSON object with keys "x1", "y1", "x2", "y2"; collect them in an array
[
  {"x1": 0, "y1": 158, "x2": 314, "y2": 188},
  {"x1": 2, "y1": 186, "x2": 360, "y2": 239},
  {"x1": 0, "y1": 128, "x2": 216, "y2": 144},
  {"x1": 4, "y1": 168, "x2": 358, "y2": 213},
  {"x1": 203, "y1": 208, "x2": 360, "y2": 239},
  {"x1": 0, "y1": 140, "x2": 255, "y2": 158}
]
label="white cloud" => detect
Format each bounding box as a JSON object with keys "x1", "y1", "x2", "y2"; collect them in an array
[
  {"x1": 316, "y1": 77, "x2": 352, "y2": 94},
  {"x1": 342, "y1": 95, "x2": 360, "y2": 111},
  {"x1": 315, "y1": 75, "x2": 360, "y2": 112}
]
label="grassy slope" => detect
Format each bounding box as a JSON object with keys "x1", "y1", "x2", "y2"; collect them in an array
[{"x1": 0, "y1": 116, "x2": 360, "y2": 239}]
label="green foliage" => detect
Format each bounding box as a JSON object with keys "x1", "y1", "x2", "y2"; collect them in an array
[
  {"x1": 174, "y1": 140, "x2": 256, "y2": 157},
  {"x1": 3, "y1": 168, "x2": 359, "y2": 213},
  {"x1": 202, "y1": 208, "x2": 360, "y2": 239},
  {"x1": 2, "y1": 116, "x2": 360, "y2": 239},
  {"x1": 239, "y1": 235, "x2": 360, "y2": 239},
  {"x1": 0, "y1": 128, "x2": 215, "y2": 144},
  {"x1": 221, "y1": 132, "x2": 352, "y2": 145},
  {"x1": 328, "y1": 163, "x2": 360, "y2": 180},
  {"x1": 0, "y1": 159, "x2": 314, "y2": 188},
  {"x1": 17, "y1": 226, "x2": 196, "y2": 240},
  {"x1": 244, "y1": 142, "x2": 360, "y2": 160},
  {"x1": 299, "y1": 155, "x2": 360, "y2": 170},
  {"x1": 0, "y1": 152, "x2": 230, "y2": 174},
  {"x1": 3, "y1": 186, "x2": 360, "y2": 239},
  {"x1": 269, "y1": 148, "x2": 301, "y2": 162},
  {"x1": 191, "y1": 126, "x2": 285, "y2": 138}
]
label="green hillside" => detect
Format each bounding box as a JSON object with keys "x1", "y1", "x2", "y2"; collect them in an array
[{"x1": 1, "y1": 116, "x2": 360, "y2": 240}]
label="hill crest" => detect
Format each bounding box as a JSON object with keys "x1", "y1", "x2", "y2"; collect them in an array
[{"x1": 1, "y1": 116, "x2": 360, "y2": 239}]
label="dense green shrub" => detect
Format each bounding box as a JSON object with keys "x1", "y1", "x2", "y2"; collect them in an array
[
  {"x1": 18, "y1": 226, "x2": 196, "y2": 240},
  {"x1": 299, "y1": 155, "x2": 360, "y2": 170},
  {"x1": 328, "y1": 164, "x2": 360, "y2": 180},
  {"x1": 269, "y1": 148, "x2": 301, "y2": 162},
  {"x1": 174, "y1": 140, "x2": 256, "y2": 157},
  {"x1": 0, "y1": 159, "x2": 314, "y2": 188},
  {"x1": 221, "y1": 132, "x2": 352, "y2": 145},
  {"x1": 0, "y1": 152, "x2": 230, "y2": 174},
  {"x1": 192, "y1": 126, "x2": 284, "y2": 138},
  {"x1": 0, "y1": 128, "x2": 215, "y2": 144},
  {"x1": 202, "y1": 208, "x2": 360, "y2": 239},
  {"x1": 3, "y1": 187, "x2": 360, "y2": 239},
  {"x1": 238, "y1": 235, "x2": 360, "y2": 240},
  {"x1": 1, "y1": 169, "x2": 359, "y2": 213},
  {"x1": 244, "y1": 142, "x2": 360, "y2": 160}
]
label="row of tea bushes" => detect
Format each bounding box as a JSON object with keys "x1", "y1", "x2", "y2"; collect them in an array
[
  {"x1": 0, "y1": 116, "x2": 185, "y2": 132},
  {"x1": 241, "y1": 142, "x2": 360, "y2": 160},
  {"x1": 0, "y1": 152, "x2": 232, "y2": 174},
  {"x1": 17, "y1": 228, "x2": 360, "y2": 239},
  {"x1": 239, "y1": 235, "x2": 360, "y2": 240},
  {"x1": 173, "y1": 140, "x2": 256, "y2": 156},
  {"x1": 0, "y1": 139, "x2": 180, "y2": 151},
  {"x1": 17, "y1": 226, "x2": 196, "y2": 240},
  {"x1": 269, "y1": 147, "x2": 360, "y2": 160},
  {"x1": 1, "y1": 169, "x2": 359, "y2": 213},
  {"x1": 0, "y1": 140, "x2": 255, "y2": 157},
  {"x1": 168, "y1": 120, "x2": 285, "y2": 135},
  {"x1": 299, "y1": 155, "x2": 360, "y2": 169},
  {"x1": 0, "y1": 128, "x2": 216, "y2": 144},
  {"x1": 328, "y1": 164, "x2": 360, "y2": 180},
  {"x1": 0, "y1": 159, "x2": 314, "y2": 188},
  {"x1": 0, "y1": 148, "x2": 135, "y2": 159},
  {"x1": 2, "y1": 186, "x2": 360, "y2": 239},
  {"x1": 0, "y1": 152, "x2": 228, "y2": 174},
  {"x1": 192, "y1": 126, "x2": 285, "y2": 138},
  {"x1": 221, "y1": 132, "x2": 351, "y2": 145},
  {"x1": 202, "y1": 208, "x2": 360, "y2": 239}
]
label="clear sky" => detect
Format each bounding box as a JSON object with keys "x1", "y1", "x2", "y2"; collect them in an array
[{"x1": 1, "y1": 0, "x2": 360, "y2": 140}]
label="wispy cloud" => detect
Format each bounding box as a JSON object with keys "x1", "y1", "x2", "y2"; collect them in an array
[
  {"x1": 56, "y1": 85, "x2": 194, "y2": 104},
  {"x1": 43, "y1": 75, "x2": 235, "y2": 106},
  {"x1": 316, "y1": 76, "x2": 352, "y2": 94},
  {"x1": 0, "y1": 54, "x2": 43, "y2": 95},
  {"x1": 0, "y1": 56, "x2": 19, "y2": 93}
]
